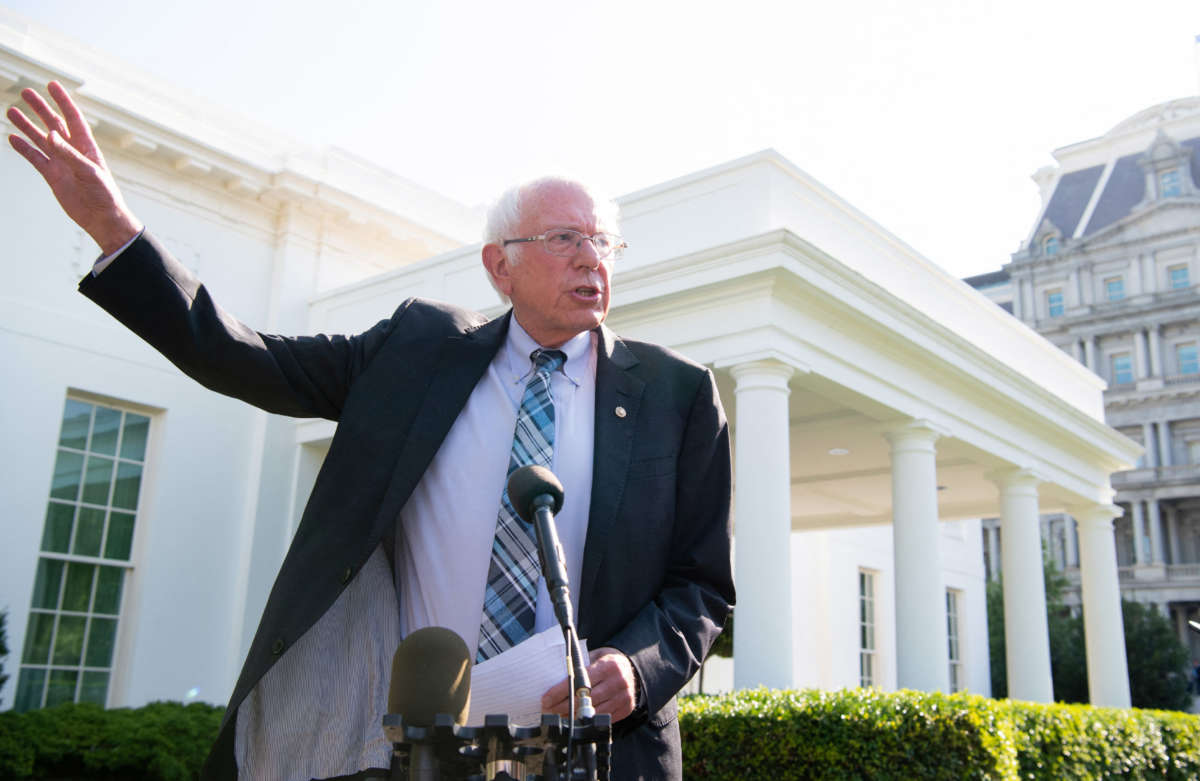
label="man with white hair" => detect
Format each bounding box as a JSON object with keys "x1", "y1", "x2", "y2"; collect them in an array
[{"x1": 8, "y1": 82, "x2": 734, "y2": 781}]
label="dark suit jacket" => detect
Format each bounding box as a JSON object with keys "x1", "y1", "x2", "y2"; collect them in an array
[{"x1": 79, "y1": 232, "x2": 734, "y2": 781}]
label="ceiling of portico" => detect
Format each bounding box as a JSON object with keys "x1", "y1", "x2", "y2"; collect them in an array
[{"x1": 714, "y1": 368, "x2": 1060, "y2": 531}]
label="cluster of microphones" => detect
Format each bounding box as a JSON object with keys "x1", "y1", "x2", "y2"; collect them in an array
[{"x1": 384, "y1": 466, "x2": 610, "y2": 781}]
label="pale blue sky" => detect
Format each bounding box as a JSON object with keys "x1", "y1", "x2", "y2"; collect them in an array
[{"x1": 4, "y1": 0, "x2": 1199, "y2": 277}]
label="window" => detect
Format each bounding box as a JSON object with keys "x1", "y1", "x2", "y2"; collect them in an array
[
  {"x1": 1111, "y1": 353, "x2": 1134, "y2": 385},
  {"x1": 1178, "y1": 342, "x2": 1199, "y2": 376},
  {"x1": 1042, "y1": 236, "x2": 1060, "y2": 257},
  {"x1": 1168, "y1": 265, "x2": 1190, "y2": 289},
  {"x1": 1105, "y1": 276, "x2": 1125, "y2": 302},
  {"x1": 15, "y1": 398, "x2": 150, "y2": 712},
  {"x1": 1046, "y1": 288, "x2": 1064, "y2": 318},
  {"x1": 1161, "y1": 168, "x2": 1183, "y2": 198},
  {"x1": 859, "y1": 570, "x2": 877, "y2": 687},
  {"x1": 946, "y1": 589, "x2": 963, "y2": 693}
]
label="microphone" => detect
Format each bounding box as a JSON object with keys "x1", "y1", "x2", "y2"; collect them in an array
[
  {"x1": 387, "y1": 626, "x2": 472, "y2": 780},
  {"x1": 506, "y1": 465, "x2": 571, "y2": 628}
]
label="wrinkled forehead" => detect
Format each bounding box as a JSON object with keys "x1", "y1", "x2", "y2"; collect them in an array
[{"x1": 519, "y1": 181, "x2": 616, "y2": 234}]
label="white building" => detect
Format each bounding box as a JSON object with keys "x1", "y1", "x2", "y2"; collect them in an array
[{"x1": 0, "y1": 11, "x2": 1139, "y2": 716}]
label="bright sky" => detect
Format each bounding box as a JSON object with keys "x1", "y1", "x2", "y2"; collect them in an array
[{"x1": 4, "y1": 0, "x2": 1199, "y2": 278}]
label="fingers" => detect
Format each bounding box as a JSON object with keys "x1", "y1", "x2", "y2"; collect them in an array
[
  {"x1": 47, "y1": 81, "x2": 103, "y2": 163},
  {"x1": 7, "y1": 105, "x2": 50, "y2": 155},
  {"x1": 20, "y1": 86, "x2": 68, "y2": 142},
  {"x1": 541, "y1": 677, "x2": 571, "y2": 715}
]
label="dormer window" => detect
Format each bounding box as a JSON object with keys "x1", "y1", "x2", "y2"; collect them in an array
[
  {"x1": 1043, "y1": 236, "x2": 1060, "y2": 256},
  {"x1": 1161, "y1": 168, "x2": 1183, "y2": 198}
]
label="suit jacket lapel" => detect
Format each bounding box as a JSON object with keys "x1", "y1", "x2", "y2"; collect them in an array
[
  {"x1": 375, "y1": 311, "x2": 511, "y2": 533},
  {"x1": 579, "y1": 325, "x2": 644, "y2": 628}
]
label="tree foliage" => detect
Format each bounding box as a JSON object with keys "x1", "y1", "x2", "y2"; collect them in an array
[{"x1": 985, "y1": 553, "x2": 1191, "y2": 710}]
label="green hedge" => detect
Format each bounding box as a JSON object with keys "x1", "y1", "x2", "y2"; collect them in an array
[
  {"x1": 3, "y1": 691, "x2": 1197, "y2": 779},
  {"x1": 680, "y1": 688, "x2": 1200, "y2": 780},
  {"x1": 0, "y1": 701, "x2": 223, "y2": 780}
]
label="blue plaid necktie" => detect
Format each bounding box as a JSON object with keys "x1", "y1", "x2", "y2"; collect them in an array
[{"x1": 476, "y1": 348, "x2": 567, "y2": 662}]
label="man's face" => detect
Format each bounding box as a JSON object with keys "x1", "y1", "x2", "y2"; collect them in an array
[{"x1": 486, "y1": 182, "x2": 613, "y2": 348}]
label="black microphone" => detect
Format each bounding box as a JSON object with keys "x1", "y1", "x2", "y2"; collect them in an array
[
  {"x1": 507, "y1": 465, "x2": 572, "y2": 629},
  {"x1": 386, "y1": 626, "x2": 472, "y2": 780}
]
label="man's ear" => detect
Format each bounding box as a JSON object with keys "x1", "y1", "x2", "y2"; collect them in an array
[{"x1": 482, "y1": 243, "x2": 514, "y2": 297}]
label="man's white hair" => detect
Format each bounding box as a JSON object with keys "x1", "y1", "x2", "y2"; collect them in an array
[{"x1": 483, "y1": 176, "x2": 620, "y2": 258}]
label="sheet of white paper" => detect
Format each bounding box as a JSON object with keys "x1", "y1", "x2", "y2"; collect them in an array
[{"x1": 467, "y1": 626, "x2": 588, "y2": 727}]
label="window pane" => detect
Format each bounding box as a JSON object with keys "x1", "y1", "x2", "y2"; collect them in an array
[
  {"x1": 104, "y1": 512, "x2": 135, "y2": 560},
  {"x1": 61, "y1": 563, "x2": 95, "y2": 613},
  {"x1": 42, "y1": 502, "x2": 75, "y2": 553},
  {"x1": 1179, "y1": 344, "x2": 1199, "y2": 375},
  {"x1": 81, "y1": 455, "x2": 114, "y2": 505},
  {"x1": 59, "y1": 400, "x2": 92, "y2": 450},
  {"x1": 120, "y1": 414, "x2": 150, "y2": 461},
  {"x1": 1170, "y1": 266, "x2": 1189, "y2": 289},
  {"x1": 112, "y1": 462, "x2": 142, "y2": 511},
  {"x1": 52, "y1": 615, "x2": 87, "y2": 665},
  {"x1": 50, "y1": 450, "x2": 84, "y2": 501},
  {"x1": 31, "y1": 559, "x2": 64, "y2": 610},
  {"x1": 73, "y1": 507, "x2": 105, "y2": 557},
  {"x1": 85, "y1": 617, "x2": 118, "y2": 668},
  {"x1": 45, "y1": 669, "x2": 78, "y2": 707},
  {"x1": 91, "y1": 407, "x2": 121, "y2": 456},
  {"x1": 22, "y1": 611, "x2": 55, "y2": 664},
  {"x1": 14, "y1": 668, "x2": 47, "y2": 712},
  {"x1": 78, "y1": 671, "x2": 109, "y2": 706},
  {"x1": 93, "y1": 566, "x2": 124, "y2": 615}
]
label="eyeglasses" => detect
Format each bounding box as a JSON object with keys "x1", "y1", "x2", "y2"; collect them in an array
[{"x1": 503, "y1": 228, "x2": 627, "y2": 260}]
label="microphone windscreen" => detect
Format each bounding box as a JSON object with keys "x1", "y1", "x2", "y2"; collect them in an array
[
  {"x1": 387, "y1": 626, "x2": 472, "y2": 726},
  {"x1": 506, "y1": 464, "x2": 564, "y2": 522}
]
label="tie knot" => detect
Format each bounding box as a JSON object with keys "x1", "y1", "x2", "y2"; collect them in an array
[{"x1": 531, "y1": 349, "x2": 566, "y2": 376}]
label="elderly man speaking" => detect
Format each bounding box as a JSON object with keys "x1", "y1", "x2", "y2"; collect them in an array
[{"x1": 8, "y1": 81, "x2": 734, "y2": 781}]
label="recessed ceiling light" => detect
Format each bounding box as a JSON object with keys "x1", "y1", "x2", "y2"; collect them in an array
[{"x1": 828, "y1": 448, "x2": 850, "y2": 456}]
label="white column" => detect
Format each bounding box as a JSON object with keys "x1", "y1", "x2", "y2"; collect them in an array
[
  {"x1": 1149, "y1": 326, "x2": 1163, "y2": 377},
  {"x1": 1142, "y1": 422, "x2": 1157, "y2": 468},
  {"x1": 1085, "y1": 337, "x2": 1097, "y2": 372},
  {"x1": 992, "y1": 469, "x2": 1054, "y2": 702},
  {"x1": 1072, "y1": 504, "x2": 1132, "y2": 707},
  {"x1": 1157, "y1": 420, "x2": 1173, "y2": 467},
  {"x1": 1131, "y1": 500, "x2": 1147, "y2": 565},
  {"x1": 1147, "y1": 499, "x2": 1164, "y2": 564},
  {"x1": 1080, "y1": 264, "x2": 1094, "y2": 305},
  {"x1": 886, "y1": 421, "x2": 948, "y2": 692},
  {"x1": 731, "y1": 359, "x2": 795, "y2": 690},
  {"x1": 1167, "y1": 505, "x2": 1180, "y2": 565},
  {"x1": 1072, "y1": 340, "x2": 1084, "y2": 364},
  {"x1": 1134, "y1": 330, "x2": 1148, "y2": 380},
  {"x1": 988, "y1": 525, "x2": 1001, "y2": 580},
  {"x1": 1067, "y1": 516, "x2": 1080, "y2": 568}
]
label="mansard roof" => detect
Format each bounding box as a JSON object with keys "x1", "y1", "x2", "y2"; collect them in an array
[{"x1": 1025, "y1": 98, "x2": 1200, "y2": 248}]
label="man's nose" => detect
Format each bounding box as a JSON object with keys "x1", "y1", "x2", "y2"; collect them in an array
[{"x1": 574, "y1": 237, "x2": 602, "y2": 268}]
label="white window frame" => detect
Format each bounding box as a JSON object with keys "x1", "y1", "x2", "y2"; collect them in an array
[
  {"x1": 946, "y1": 588, "x2": 964, "y2": 693},
  {"x1": 1168, "y1": 264, "x2": 1190, "y2": 290},
  {"x1": 1045, "y1": 288, "x2": 1064, "y2": 318},
  {"x1": 858, "y1": 569, "x2": 877, "y2": 688},
  {"x1": 1110, "y1": 352, "x2": 1134, "y2": 385},
  {"x1": 15, "y1": 395, "x2": 154, "y2": 712}
]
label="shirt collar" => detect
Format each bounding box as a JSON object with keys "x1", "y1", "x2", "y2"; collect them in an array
[{"x1": 504, "y1": 317, "x2": 592, "y2": 388}]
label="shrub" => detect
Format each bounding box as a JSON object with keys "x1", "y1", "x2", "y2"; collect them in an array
[
  {"x1": 0, "y1": 700, "x2": 223, "y2": 780},
  {"x1": 679, "y1": 687, "x2": 1200, "y2": 780}
]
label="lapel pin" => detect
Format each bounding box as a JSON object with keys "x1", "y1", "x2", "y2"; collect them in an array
[{"x1": 615, "y1": 406, "x2": 627, "y2": 418}]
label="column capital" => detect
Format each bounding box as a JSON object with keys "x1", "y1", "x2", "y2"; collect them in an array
[
  {"x1": 1068, "y1": 503, "x2": 1122, "y2": 530},
  {"x1": 729, "y1": 358, "x2": 796, "y2": 392},
  {"x1": 985, "y1": 467, "x2": 1042, "y2": 492},
  {"x1": 883, "y1": 419, "x2": 946, "y2": 449}
]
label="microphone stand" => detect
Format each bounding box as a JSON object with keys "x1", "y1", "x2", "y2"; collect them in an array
[{"x1": 530, "y1": 494, "x2": 598, "y2": 781}]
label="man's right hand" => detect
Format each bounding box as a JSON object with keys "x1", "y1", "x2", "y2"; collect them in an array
[{"x1": 7, "y1": 80, "x2": 143, "y2": 256}]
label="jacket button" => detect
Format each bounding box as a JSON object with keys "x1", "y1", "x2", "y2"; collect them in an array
[
  {"x1": 271, "y1": 638, "x2": 285, "y2": 656},
  {"x1": 341, "y1": 566, "x2": 353, "y2": 584}
]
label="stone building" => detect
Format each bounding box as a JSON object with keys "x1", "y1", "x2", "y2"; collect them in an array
[{"x1": 969, "y1": 96, "x2": 1200, "y2": 657}]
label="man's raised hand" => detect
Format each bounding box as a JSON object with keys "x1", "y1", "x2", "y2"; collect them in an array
[{"x1": 7, "y1": 81, "x2": 143, "y2": 255}]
